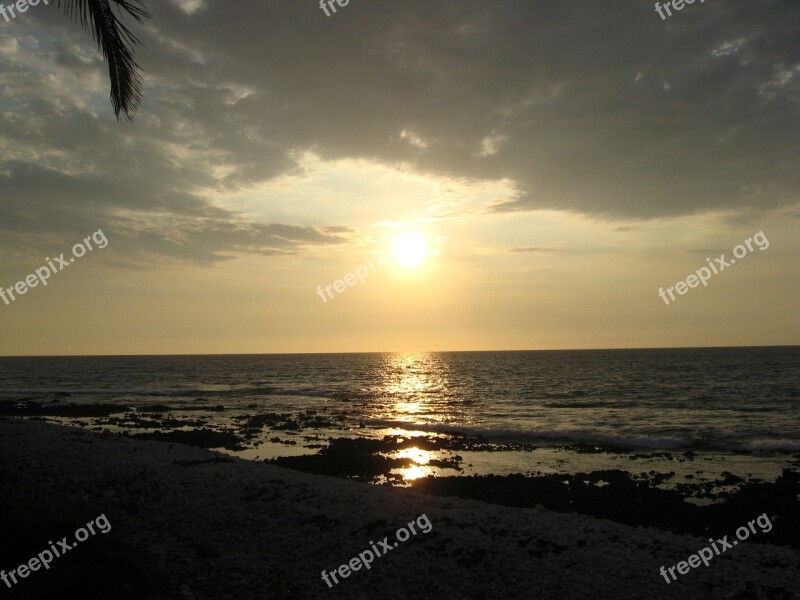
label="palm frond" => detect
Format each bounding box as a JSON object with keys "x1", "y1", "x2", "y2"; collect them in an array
[{"x1": 57, "y1": 0, "x2": 150, "y2": 121}]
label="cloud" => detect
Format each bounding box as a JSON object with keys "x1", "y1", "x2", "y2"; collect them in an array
[
  {"x1": 508, "y1": 247, "x2": 557, "y2": 253},
  {"x1": 0, "y1": 34, "x2": 18, "y2": 54},
  {"x1": 1, "y1": 0, "x2": 798, "y2": 263}
]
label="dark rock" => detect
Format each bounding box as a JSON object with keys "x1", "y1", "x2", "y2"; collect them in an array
[{"x1": 131, "y1": 429, "x2": 245, "y2": 451}]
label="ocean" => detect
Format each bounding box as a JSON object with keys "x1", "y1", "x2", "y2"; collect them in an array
[{"x1": 1, "y1": 347, "x2": 798, "y2": 488}]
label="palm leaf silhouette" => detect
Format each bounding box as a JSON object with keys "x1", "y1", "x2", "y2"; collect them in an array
[{"x1": 56, "y1": 0, "x2": 150, "y2": 121}]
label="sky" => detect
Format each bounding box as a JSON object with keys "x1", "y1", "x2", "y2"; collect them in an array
[{"x1": 0, "y1": 0, "x2": 798, "y2": 355}]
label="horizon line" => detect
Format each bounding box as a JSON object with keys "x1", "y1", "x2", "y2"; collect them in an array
[{"x1": 1, "y1": 343, "x2": 798, "y2": 359}]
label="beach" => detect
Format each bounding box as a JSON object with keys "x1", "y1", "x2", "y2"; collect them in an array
[{"x1": 1, "y1": 418, "x2": 797, "y2": 600}]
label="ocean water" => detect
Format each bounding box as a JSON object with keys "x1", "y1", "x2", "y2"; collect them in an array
[{"x1": 1, "y1": 347, "x2": 798, "y2": 484}]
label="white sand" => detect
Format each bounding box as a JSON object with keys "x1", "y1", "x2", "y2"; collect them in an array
[{"x1": 1, "y1": 419, "x2": 797, "y2": 600}]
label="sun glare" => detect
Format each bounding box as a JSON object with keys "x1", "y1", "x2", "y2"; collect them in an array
[{"x1": 392, "y1": 231, "x2": 428, "y2": 268}]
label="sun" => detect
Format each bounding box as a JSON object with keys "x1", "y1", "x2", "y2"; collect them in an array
[{"x1": 392, "y1": 231, "x2": 428, "y2": 268}]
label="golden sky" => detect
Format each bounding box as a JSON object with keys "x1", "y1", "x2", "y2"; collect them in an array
[{"x1": 0, "y1": 1, "x2": 798, "y2": 355}]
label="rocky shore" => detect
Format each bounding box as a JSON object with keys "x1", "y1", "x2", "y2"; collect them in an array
[{"x1": 1, "y1": 419, "x2": 797, "y2": 600}]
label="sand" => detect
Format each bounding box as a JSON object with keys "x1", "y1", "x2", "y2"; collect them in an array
[{"x1": 0, "y1": 418, "x2": 797, "y2": 600}]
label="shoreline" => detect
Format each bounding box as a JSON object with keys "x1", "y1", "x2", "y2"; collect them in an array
[
  {"x1": 3, "y1": 400, "x2": 797, "y2": 486},
  {"x1": 1, "y1": 418, "x2": 798, "y2": 599}
]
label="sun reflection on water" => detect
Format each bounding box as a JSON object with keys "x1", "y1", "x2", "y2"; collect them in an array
[
  {"x1": 372, "y1": 354, "x2": 481, "y2": 484},
  {"x1": 398, "y1": 464, "x2": 432, "y2": 480},
  {"x1": 391, "y1": 447, "x2": 438, "y2": 481},
  {"x1": 396, "y1": 447, "x2": 431, "y2": 464},
  {"x1": 377, "y1": 353, "x2": 448, "y2": 421}
]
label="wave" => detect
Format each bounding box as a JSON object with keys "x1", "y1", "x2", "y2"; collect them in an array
[
  {"x1": 363, "y1": 419, "x2": 691, "y2": 448},
  {"x1": 0, "y1": 386, "x2": 355, "y2": 401},
  {"x1": 540, "y1": 400, "x2": 635, "y2": 409},
  {"x1": 362, "y1": 419, "x2": 800, "y2": 452},
  {"x1": 738, "y1": 439, "x2": 800, "y2": 452}
]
